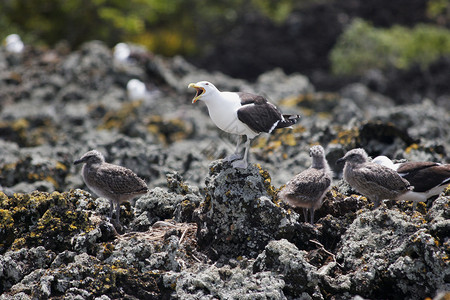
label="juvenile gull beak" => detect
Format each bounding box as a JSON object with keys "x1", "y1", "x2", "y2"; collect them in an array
[{"x1": 336, "y1": 157, "x2": 346, "y2": 165}]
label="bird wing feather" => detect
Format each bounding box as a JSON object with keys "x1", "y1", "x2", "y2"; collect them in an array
[
  {"x1": 396, "y1": 161, "x2": 439, "y2": 174},
  {"x1": 236, "y1": 93, "x2": 282, "y2": 133},
  {"x1": 284, "y1": 169, "x2": 331, "y2": 200},
  {"x1": 96, "y1": 164, "x2": 148, "y2": 195},
  {"x1": 400, "y1": 163, "x2": 450, "y2": 192},
  {"x1": 358, "y1": 163, "x2": 411, "y2": 191}
]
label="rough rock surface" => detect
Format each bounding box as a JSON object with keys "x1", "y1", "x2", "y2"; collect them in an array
[{"x1": 0, "y1": 41, "x2": 449, "y2": 299}]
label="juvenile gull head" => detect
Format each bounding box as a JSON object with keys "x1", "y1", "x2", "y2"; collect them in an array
[
  {"x1": 279, "y1": 145, "x2": 332, "y2": 224},
  {"x1": 337, "y1": 148, "x2": 412, "y2": 208},
  {"x1": 74, "y1": 150, "x2": 148, "y2": 225}
]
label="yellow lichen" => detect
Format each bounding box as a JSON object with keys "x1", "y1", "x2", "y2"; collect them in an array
[
  {"x1": 0, "y1": 209, "x2": 14, "y2": 229},
  {"x1": 99, "y1": 100, "x2": 143, "y2": 130},
  {"x1": 11, "y1": 118, "x2": 30, "y2": 132},
  {"x1": 330, "y1": 127, "x2": 360, "y2": 147},
  {"x1": 55, "y1": 161, "x2": 68, "y2": 171},
  {"x1": 405, "y1": 143, "x2": 419, "y2": 154}
]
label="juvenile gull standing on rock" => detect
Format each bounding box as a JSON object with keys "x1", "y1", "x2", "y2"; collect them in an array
[
  {"x1": 188, "y1": 81, "x2": 300, "y2": 168},
  {"x1": 373, "y1": 155, "x2": 450, "y2": 210},
  {"x1": 74, "y1": 150, "x2": 148, "y2": 224},
  {"x1": 337, "y1": 149, "x2": 412, "y2": 208},
  {"x1": 279, "y1": 145, "x2": 332, "y2": 224}
]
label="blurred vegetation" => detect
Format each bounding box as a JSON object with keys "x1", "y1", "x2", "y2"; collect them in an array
[
  {"x1": 427, "y1": 0, "x2": 450, "y2": 24},
  {"x1": 0, "y1": 0, "x2": 311, "y2": 56},
  {"x1": 0, "y1": 0, "x2": 198, "y2": 56},
  {"x1": 330, "y1": 18, "x2": 450, "y2": 75},
  {"x1": 1, "y1": 0, "x2": 449, "y2": 77}
]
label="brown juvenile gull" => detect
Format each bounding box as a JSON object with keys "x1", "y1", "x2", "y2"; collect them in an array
[
  {"x1": 74, "y1": 150, "x2": 148, "y2": 224},
  {"x1": 279, "y1": 145, "x2": 332, "y2": 224},
  {"x1": 373, "y1": 155, "x2": 450, "y2": 210},
  {"x1": 188, "y1": 81, "x2": 300, "y2": 168},
  {"x1": 337, "y1": 148, "x2": 412, "y2": 208}
]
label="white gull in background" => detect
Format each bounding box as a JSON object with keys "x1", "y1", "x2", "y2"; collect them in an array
[
  {"x1": 5, "y1": 34, "x2": 24, "y2": 53},
  {"x1": 113, "y1": 42, "x2": 131, "y2": 63},
  {"x1": 188, "y1": 81, "x2": 300, "y2": 168},
  {"x1": 126, "y1": 79, "x2": 159, "y2": 102}
]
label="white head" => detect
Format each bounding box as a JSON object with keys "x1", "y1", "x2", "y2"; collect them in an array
[
  {"x1": 74, "y1": 150, "x2": 105, "y2": 166},
  {"x1": 188, "y1": 81, "x2": 220, "y2": 103}
]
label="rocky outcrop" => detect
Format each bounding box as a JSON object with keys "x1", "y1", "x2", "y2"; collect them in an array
[
  {"x1": 0, "y1": 40, "x2": 449, "y2": 299},
  {"x1": 195, "y1": 160, "x2": 311, "y2": 259}
]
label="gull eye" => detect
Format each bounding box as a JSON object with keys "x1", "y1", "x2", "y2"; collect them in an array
[{"x1": 205, "y1": 83, "x2": 209, "y2": 85}]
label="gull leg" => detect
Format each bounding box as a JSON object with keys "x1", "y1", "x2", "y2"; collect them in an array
[
  {"x1": 302, "y1": 208, "x2": 308, "y2": 223},
  {"x1": 115, "y1": 202, "x2": 121, "y2": 224},
  {"x1": 412, "y1": 201, "x2": 418, "y2": 211},
  {"x1": 225, "y1": 136, "x2": 243, "y2": 162},
  {"x1": 310, "y1": 209, "x2": 315, "y2": 225},
  {"x1": 373, "y1": 197, "x2": 381, "y2": 209},
  {"x1": 232, "y1": 138, "x2": 250, "y2": 168},
  {"x1": 109, "y1": 200, "x2": 114, "y2": 220}
]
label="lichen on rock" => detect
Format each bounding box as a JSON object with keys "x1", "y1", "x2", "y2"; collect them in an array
[{"x1": 195, "y1": 159, "x2": 305, "y2": 258}]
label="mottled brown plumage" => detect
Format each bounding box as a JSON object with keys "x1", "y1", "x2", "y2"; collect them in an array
[
  {"x1": 74, "y1": 150, "x2": 148, "y2": 223},
  {"x1": 279, "y1": 145, "x2": 332, "y2": 224},
  {"x1": 337, "y1": 149, "x2": 412, "y2": 208}
]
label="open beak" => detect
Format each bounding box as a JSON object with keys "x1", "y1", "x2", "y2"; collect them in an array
[{"x1": 188, "y1": 83, "x2": 205, "y2": 103}]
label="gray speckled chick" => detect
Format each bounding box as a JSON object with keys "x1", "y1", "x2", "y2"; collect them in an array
[
  {"x1": 279, "y1": 145, "x2": 332, "y2": 224},
  {"x1": 337, "y1": 148, "x2": 412, "y2": 208},
  {"x1": 74, "y1": 150, "x2": 148, "y2": 224}
]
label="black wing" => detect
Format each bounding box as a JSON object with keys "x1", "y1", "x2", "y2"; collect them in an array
[
  {"x1": 399, "y1": 163, "x2": 450, "y2": 192},
  {"x1": 236, "y1": 92, "x2": 283, "y2": 133}
]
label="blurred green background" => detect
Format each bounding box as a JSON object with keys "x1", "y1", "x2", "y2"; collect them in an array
[{"x1": 1, "y1": 0, "x2": 450, "y2": 84}]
